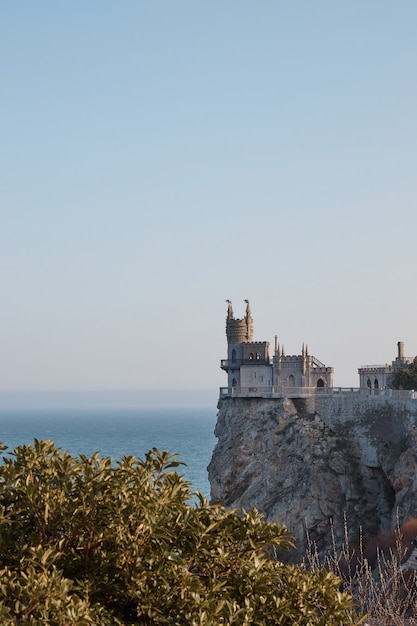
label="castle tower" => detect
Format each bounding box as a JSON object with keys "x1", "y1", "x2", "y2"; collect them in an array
[
  {"x1": 221, "y1": 300, "x2": 270, "y2": 391},
  {"x1": 226, "y1": 299, "x2": 253, "y2": 345}
]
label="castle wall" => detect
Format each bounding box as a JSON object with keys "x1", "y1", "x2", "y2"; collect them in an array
[
  {"x1": 227, "y1": 343, "x2": 244, "y2": 362},
  {"x1": 308, "y1": 367, "x2": 333, "y2": 388},
  {"x1": 240, "y1": 364, "x2": 273, "y2": 387},
  {"x1": 241, "y1": 342, "x2": 269, "y2": 362},
  {"x1": 358, "y1": 366, "x2": 392, "y2": 390},
  {"x1": 276, "y1": 357, "x2": 304, "y2": 387},
  {"x1": 314, "y1": 393, "x2": 417, "y2": 467}
]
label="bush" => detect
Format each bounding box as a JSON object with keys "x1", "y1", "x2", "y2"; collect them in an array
[
  {"x1": 306, "y1": 518, "x2": 417, "y2": 624},
  {"x1": 0, "y1": 440, "x2": 364, "y2": 625},
  {"x1": 392, "y1": 356, "x2": 417, "y2": 390}
]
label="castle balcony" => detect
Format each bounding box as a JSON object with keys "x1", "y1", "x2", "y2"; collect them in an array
[
  {"x1": 220, "y1": 358, "x2": 271, "y2": 370},
  {"x1": 221, "y1": 360, "x2": 238, "y2": 370}
]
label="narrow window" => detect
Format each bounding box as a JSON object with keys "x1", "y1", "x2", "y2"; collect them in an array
[{"x1": 232, "y1": 349, "x2": 236, "y2": 363}]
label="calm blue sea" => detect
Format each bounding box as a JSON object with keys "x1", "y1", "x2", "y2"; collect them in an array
[{"x1": 0, "y1": 409, "x2": 217, "y2": 498}]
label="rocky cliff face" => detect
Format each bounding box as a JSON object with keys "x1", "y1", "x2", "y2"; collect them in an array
[{"x1": 207, "y1": 396, "x2": 417, "y2": 562}]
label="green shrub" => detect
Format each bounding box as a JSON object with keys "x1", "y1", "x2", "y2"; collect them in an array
[
  {"x1": 392, "y1": 355, "x2": 417, "y2": 389},
  {"x1": 0, "y1": 440, "x2": 364, "y2": 625}
]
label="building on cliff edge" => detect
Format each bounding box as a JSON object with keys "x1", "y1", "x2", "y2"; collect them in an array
[
  {"x1": 220, "y1": 301, "x2": 415, "y2": 399},
  {"x1": 358, "y1": 341, "x2": 414, "y2": 392}
]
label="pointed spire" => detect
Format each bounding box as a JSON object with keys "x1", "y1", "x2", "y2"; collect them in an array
[
  {"x1": 302, "y1": 342, "x2": 305, "y2": 357},
  {"x1": 244, "y1": 299, "x2": 253, "y2": 341},
  {"x1": 302, "y1": 343, "x2": 306, "y2": 374},
  {"x1": 282, "y1": 345, "x2": 285, "y2": 357},
  {"x1": 275, "y1": 335, "x2": 280, "y2": 357},
  {"x1": 305, "y1": 344, "x2": 309, "y2": 356},
  {"x1": 226, "y1": 299, "x2": 233, "y2": 319}
]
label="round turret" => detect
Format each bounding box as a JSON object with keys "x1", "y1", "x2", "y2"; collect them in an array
[
  {"x1": 225, "y1": 300, "x2": 253, "y2": 344},
  {"x1": 227, "y1": 318, "x2": 250, "y2": 343}
]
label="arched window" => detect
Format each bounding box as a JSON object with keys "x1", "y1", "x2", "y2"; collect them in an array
[
  {"x1": 249, "y1": 353, "x2": 254, "y2": 360},
  {"x1": 288, "y1": 374, "x2": 295, "y2": 387},
  {"x1": 374, "y1": 379, "x2": 379, "y2": 389},
  {"x1": 367, "y1": 378, "x2": 372, "y2": 388},
  {"x1": 317, "y1": 378, "x2": 325, "y2": 388},
  {"x1": 232, "y1": 349, "x2": 236, "y2": 363},
  {"x1": 255, "y1": 352, "x2": 261, "y2": 360},
  {"x1": 232, "y1": 378, "x2": 237, "y2": 387}
]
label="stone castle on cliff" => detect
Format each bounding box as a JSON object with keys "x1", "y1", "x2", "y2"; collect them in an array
[{"x1": 220, "y1": 300, "x2": 415, "y2": 399}]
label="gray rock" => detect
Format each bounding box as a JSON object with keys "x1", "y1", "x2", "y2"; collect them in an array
[{"x1": 208, "y1": 396, "x2": 417, "y2": 562}]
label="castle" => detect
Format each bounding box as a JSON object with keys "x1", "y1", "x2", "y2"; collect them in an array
[{"x1": 220, "y1": 301, "x2": 415, "y2": 398}]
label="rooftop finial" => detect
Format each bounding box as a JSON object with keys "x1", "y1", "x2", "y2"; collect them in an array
[{"x1": 226, "y1": 299, "x2": 233, "y2": 319}]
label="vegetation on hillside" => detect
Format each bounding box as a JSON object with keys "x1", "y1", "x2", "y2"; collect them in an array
[
  {"x1": 392, "y1": 356, "x2": 417, "y2": 390},
  {"x1": 307, "y1": 518, "x2": 417, "y2": 624},
  {"x1": 0, "y1": 440, "x2": 364, "y2": 625}
]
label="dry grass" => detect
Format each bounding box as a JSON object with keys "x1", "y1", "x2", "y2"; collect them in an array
[{"x1": 304, "y1": 517, "x2": 417, "y2": 625}]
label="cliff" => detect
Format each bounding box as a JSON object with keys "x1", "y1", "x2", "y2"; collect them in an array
[{"x1": 207, "y1": 395, "x2": 417, "y2": 562}]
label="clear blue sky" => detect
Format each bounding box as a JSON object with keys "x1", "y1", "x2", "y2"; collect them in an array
[{"x1": 1, "y1": 2, "x2": 417, "y2": 408}]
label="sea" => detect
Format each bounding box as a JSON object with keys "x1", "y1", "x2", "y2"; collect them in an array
[{"x1": 0, "y1": 408, "x2": 217, "y2": 499}]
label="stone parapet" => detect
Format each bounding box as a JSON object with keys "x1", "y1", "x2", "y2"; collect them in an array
[{"x1": 219, "y1": 387, "x2": 417, "y2": 400}]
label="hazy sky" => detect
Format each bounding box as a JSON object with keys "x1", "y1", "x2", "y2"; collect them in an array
[{"x1": 2, "y1": 2, "x2": 417, "y2": 407}]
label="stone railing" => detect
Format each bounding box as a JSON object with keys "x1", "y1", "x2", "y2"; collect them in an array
[
  {"x1": 219, "y1": 386, "x2": 417, "y2": 399},
  {"x1": 359, "y1": 358, "x2": 414, "y2": 370},
  {"x1": 219, "y1": 386, "x2": 325, "y2": 398}
]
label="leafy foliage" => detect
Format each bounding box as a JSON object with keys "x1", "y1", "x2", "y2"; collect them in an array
[
  {"x1": 392, "y1": 356, "x2": 417, "y2": 390},
  {"x1": 0, "y1": 440, "x2": 364, "y2": 624}
]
